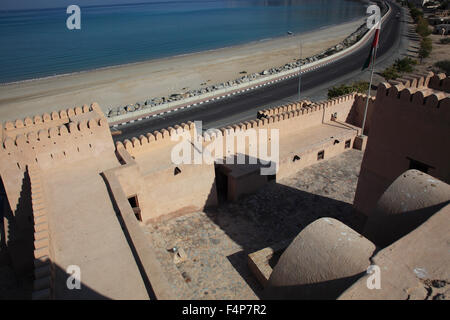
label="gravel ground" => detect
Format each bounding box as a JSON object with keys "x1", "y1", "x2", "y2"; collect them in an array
[{"x1": 147, "y1": 149, "x2": 366, "y2": 299}]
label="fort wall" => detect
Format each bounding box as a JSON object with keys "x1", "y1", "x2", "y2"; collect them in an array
[
  {"x1": 114, "y1": 138, "x2": 217, "y2": 222},
  {"x1": 354, "y1": 72, "x2": 450, "y2": 216},
  {"x1": 0, "y1": 103, "x2": 114, "y2": 213},
  {"x1": 116, "y1": 93, "x2": 362, "y2": 209},
  {"x1": 346, "y1": 93, "x2": 376, "y2": 135},
  {"x1": 28, "y1": 164, "x2": 54, "y2": 300},
  {"x1": 101, "y1": 168, "x2": 178, "y2": 299}
]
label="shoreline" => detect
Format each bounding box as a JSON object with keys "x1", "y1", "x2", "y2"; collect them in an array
[
  {"x1": 0, "y1": 17, "x2": 366, "y2": 122},
  {"x1": 0, "y1": 16, "x2": 365, "y2": 87}
]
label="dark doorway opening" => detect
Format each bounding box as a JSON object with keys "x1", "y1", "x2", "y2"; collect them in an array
[
  {"x1": 174, "y1": 167, "x2": 181, "y2": 175},
  {"x1": 127, "y1": 195, "x2": 142, "y2": 221},
  {"x1": 292, "y1": 155, "x2": 300, "y2": 162},
  {"x1": 215, "y1": 166, "x2": 228, "y2": 203},
  {"x1": 408, "y1": 158, "x2": 434, "y2": 174}
]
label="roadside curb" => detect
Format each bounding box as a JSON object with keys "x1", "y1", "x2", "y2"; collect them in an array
[{"x1": 109, "y1": 3, "x2": 392, "y2": 128}]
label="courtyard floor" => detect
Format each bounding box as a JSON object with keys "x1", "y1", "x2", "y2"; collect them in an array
[{"x1": 146, "y1": 149, "x2": 366, "y2": 299}]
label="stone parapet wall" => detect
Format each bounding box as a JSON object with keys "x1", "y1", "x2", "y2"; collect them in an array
[{"x1": 28, "y1": 165, "x2": 54, "y2": 300}]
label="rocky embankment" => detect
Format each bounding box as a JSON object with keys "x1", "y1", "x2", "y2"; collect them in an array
[{"x1": 106, "y1": 0, "x2": 390, "y2": 119}]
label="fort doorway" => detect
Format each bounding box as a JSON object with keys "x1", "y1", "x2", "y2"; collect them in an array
[
  {"x1": 407, "y1": 158, "x2": 434, "y2": 174},
  {"x1": 214, "y1": 167, "x2": 228, "y2": 203}
]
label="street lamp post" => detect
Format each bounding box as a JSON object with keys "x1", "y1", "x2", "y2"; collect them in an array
[{"x1": 298, "y1": 41, "x2": 302, "y2": 101}]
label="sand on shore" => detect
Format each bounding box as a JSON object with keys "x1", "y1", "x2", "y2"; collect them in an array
[{"x1": 0, "y1": 18, "x2": 365, "y2": 122}]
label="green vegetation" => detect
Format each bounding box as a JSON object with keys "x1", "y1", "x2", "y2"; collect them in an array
[
  {"x1": 416, "y1": 17, "x2": 431, "y2": 37},
  {"x1": 406, "y1": 2, "x2": 434, "y2": 63},
  {"x1": 394, "y1": 57, "x2": 417, "y2": 72},
  {"x1": 380, "y1": 57, "x2": 417, "y2": 80},
  {"x1": 409, "y1": 4, "x2": 423, "y2": 23},
  {"x1": 434, "y1": 60, "x2": 450, "y2": 74},
  {"x1": 440, "y1": 37, "x2": 450, "y2": 44},
  {"x1": 419, "y1": 37, "x2": 433, "y2": 60},
  {"x1": 381, "y1": 66, "x2": 400, "y2": 80},
  {"x1": 327, "y1": 81, "x2": 369, "y2": 99}
]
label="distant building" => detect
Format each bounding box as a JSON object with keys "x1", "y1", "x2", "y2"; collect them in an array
[{"x1": 410, "y1": 0, "x2": 433, "y2": 7}]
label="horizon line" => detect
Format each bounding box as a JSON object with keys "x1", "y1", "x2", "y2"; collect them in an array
[{"x1": 0, "y1": 0, "x2": 219, "y2": 13}]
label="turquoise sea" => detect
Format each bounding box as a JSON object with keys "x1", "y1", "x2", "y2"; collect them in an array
[{"x1": 0, "y1": 0, "x2": 367, "y2": 84}]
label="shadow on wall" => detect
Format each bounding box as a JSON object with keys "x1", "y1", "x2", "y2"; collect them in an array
[
  {"x1": 1, "y1": 170, "x2": 35, "y2": 292},
  {"x1": 364, "y1": 201, "x2": 450, "y2": 248},
  {"x1": 203, "y1": 179, "x2": 364, "y2": 298},
  {"x1": 0, "y1": 176, "x2": 7, "y2": 251}
]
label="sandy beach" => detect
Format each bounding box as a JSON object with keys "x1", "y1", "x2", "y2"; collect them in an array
[{"x1": 0, "y1": 18, "x2": 365, "y2": 122}]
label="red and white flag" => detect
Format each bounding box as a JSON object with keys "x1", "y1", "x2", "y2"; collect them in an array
[{"x1": 363, "y1": 23, "x2": 381, "y2": 70}]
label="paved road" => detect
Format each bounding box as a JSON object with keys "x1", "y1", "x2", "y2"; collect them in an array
[{"x1": 115, "y1": 1, "x2": 402, "y2": 142}]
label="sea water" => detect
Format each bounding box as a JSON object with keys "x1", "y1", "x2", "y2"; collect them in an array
[{"x1": 0, "y1": 0, "x2": 366, "y2": 84}]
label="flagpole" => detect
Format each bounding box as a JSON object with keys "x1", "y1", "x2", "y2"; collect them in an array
[{"x1": 361, "y1": 27, "x2": 379, "y2": 137}]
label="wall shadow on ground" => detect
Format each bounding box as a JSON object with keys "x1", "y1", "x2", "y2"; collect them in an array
[
  {"x1": 52, "y1": 263, "x2": 110, "y2": 299},
  {"x1": 204, "y1": 180, "x2": 365, "y2": 299},
  {"x1": 0, "y1": 171, "x2": 34, "y2": 299}
]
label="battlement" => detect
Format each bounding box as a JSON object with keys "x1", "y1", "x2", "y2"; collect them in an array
[
  {"x1": 116, "y1": 121, "x2": 196, "y2": 157},
  {"x1": 2, "y1": 103, "x2": 103, "y2": 140},
  {"x1": 1, "y1": 116, "x2": 111, "y2": 169},
  {"x1": 257, "y1": 100, "x2": 314, "y2": 118},
  {"x1": 0, "y1": 102, "x2": 114, "y2": 213},
  {"x1": 377, "y1": 81, "x2": 450, "y2": 109},
  {"x1": 257, "y1": 94, "x2": 357, "y2": 119},
  {"x1": 116, "y1": 93, "x2": 359, "y2": 158},
  {"x1": 428, "y1": 73, "x2": 450, "y2": 93},
  {"x1": 354, "y1": 92, "x2": 376, "y2": 104},
  {"x1": 28, "y1": 165, "x2": 54, "y2": 300},
  {"x1": 387, "y1": 71, "x2": 434, "y2": 89}
]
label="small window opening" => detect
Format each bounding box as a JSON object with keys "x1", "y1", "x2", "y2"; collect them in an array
[
  {"x1": 345, "y1": 139, "x2": 351, "y2": 149},
  {"x1": 292, "y1": 155, "x2": 300, "y2": 162},
  {"x1": 317, "y1": 150, "x2": 325, "y2": 160},
  {"x1": 333, "y1": 139, "x2": 340, "y2": 145},
  {"x1": 128, "y1": 195, "x2": 141, "y2": 221},
  {"x1": 174, "y1": 167, "x2": 181, "y2": 175}
]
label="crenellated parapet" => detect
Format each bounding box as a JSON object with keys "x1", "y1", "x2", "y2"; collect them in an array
[
  {"x1": 257, "y1": 100, "x2": 314, "y2": 118},
  {"x1": 428, "y1": 72, "x2": 450, "y2": 93},
  {"x1": 257, "y1": 93, "x2": 357, "y2": 120},
  {"x1": 116, "y1": 121, "x2": 196, "y2": 157},
  {"x1": 116, "y1": 93, "x2": 359, "y2": 158},
  {"x1": 2, "y1": 103, "x2": 103, "y2": 140},
  {"x1": 1, "y1": 115, "x2": 111, "y2": 170},
  {"x1": 376, "y1": 80, "x2": 450, "y2": 109},
  {"x1": 388, "y1": 71, "x2": 434, "y2": 89},
  {"x1": 354, "y1": 92, "x2": 376, "y2": 105},
  {"x1": 0, "y1": 102, "x2": 113, "y2": 213},
  {"x1": 28, "y1": 164, "x2": 54, "y2": 300}
]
